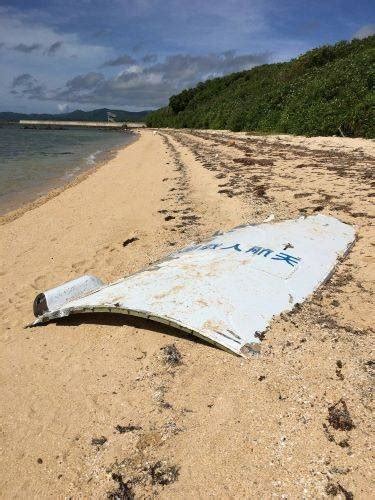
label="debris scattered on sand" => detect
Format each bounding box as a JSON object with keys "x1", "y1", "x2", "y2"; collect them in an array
[
  {"x1": 107, "y1": 456, "x2": 180, "y2": 496},
  {"x1": 323, "y1": 423, "x2": 335, "y2": 442},
  {"x1": 254, "y1": 331, "x2": 266, "y2": 341},
  {"x1": 336, "y1": 360, "x2": 344, "y2": 380},
  {"x1": 325, "y1": 482, "x2": 354, "y2": 499},
  {"x1": 115, "y1": 424, "x2": 142, "y2": 434},
  {"x1": 263, "y1": 213, "x2": 275, "y2": 222},
  {"x1": 328, "y1": 399, "x2": 355, "y2": 431},
  {"x1": 122, "y1": 237, "x2": 139, "y2": 247},
  {"x1": 253, "y1": 185, "x2": 268, "y2": 198},
  {"x1": 338, "y1": 438, "x2": 350, "y2": 448},
  {"x1": 162, "y1": 420, "x2": 183, "y2": 436},
  {"x1": 153, "y1": 385, "x2": 173, "y2": 410},
  {"x1": 160, "y1": 344, "x2": 182, "y2": 366},
  {"x1": 148, "y1": 461, "x2": 180, "y2": 486},
  {"x1": 364, "y1": 360, "x2": 375, "y2": 375},
  {"x1": 107, "y1": 473, "x2": 134, "y2": 500},
  {"x1": 91, "y1": 436, "x2": 108, "y2": 446}
]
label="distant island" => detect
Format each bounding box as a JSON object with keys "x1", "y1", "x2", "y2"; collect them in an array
[
  {"x1": 0, "y1": 108, "x2": 151, "y2": 123},
  {"x1": 147, "y1": 35, "x2": 374, "y2": 138}
]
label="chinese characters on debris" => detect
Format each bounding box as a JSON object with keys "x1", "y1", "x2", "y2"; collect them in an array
[{"x1": 179, "y1": 242, "x2": 301, "y2": 267}]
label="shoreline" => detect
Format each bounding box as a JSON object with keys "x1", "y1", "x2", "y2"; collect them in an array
[
  {"x1": 0, "y1": 132, "x2": 139, "y2": 226},
  {"x1": 0, "y1": 129, "x2": 373, "y2": 498}
]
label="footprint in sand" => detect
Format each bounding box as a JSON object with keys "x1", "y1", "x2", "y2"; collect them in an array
[
  {"x1": 71, "y1": 260, "x2": 87, "y2": 271},
  {"x1": 83, "y1": 246, "x2": 117, "y2": 273},
  {"x1": 31, "y1": 275, "x2": 48, "y2": 291}
]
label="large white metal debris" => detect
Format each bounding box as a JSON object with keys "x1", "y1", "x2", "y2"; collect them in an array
[
  {"x1": 32, "y1": 215, "x2": 355, "y2": 356},
  {"x1": 33, "y1": 275, "x2": 104, "y2": 317}
]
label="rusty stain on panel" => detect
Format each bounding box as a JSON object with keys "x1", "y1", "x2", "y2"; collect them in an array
[{"x1": 31, "y1": 215, "x2": 355, "y2": 356}]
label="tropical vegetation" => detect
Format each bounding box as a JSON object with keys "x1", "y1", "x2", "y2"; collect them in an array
[{"x1": 147, "y1": 36, "x2": 375, "y2": 138}]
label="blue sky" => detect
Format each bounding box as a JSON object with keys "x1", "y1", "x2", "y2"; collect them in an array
[{"x1": 0, "y1": 0, "x2": 374, "y2": 112}]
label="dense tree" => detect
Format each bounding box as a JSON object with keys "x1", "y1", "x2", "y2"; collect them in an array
[{"x1": 147, "y1": 36, "x2": 375, "y2": 138}]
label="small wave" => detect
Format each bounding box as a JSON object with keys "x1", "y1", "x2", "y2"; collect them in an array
[
  {"x1": 39, "y1": 151, "x2": 73, "y2": 156},
  {"x1": 62, "y1": 166, "x2": 82, "y2": 181},
  {"x1": 86, "y1": 150, "x2": 102, "y2": 165}
]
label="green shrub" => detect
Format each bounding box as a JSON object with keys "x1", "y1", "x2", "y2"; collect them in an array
[{"x1": 146, "y1": 36, "x2": 375, "y2": 138}]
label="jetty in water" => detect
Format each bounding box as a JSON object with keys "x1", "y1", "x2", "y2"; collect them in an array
[{"x1": 19, "y1": 120, "x2": 146, "y2": 129}]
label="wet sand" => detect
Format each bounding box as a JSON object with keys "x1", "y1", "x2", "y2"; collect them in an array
[
  {"x1": 0, "y1": 129, "x2": 374, "y2": 498},
  {"x1": 0, "y1": 132, "x2": 137, "y2": 225}
]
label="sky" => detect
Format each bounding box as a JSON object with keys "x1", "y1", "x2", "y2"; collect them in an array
[{"x1": 0, "y1": 0, "x2": 374, "y2": 113}]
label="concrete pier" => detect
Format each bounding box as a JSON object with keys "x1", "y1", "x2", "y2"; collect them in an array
[{"x1": 19, "y1": 120, "x2": 146, "y2": 129}]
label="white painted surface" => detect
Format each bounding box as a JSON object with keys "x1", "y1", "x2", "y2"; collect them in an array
[
  {"x1": 33, "y1": 275, "x2": 104, "y2": 316},
  {"x1": 33, "y1": 215, "x2": 355, "y2": 356}
]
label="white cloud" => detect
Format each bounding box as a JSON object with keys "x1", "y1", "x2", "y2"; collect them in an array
[
  {"x1": 353, "y1": 24, "x2": 375, "y2": 40},
  {"x1": 0, "y1": 6, "x2": 113, "y2": 112},
  {"x1": 102, "y1": 54, "x2": 136, "y2": 66},
  {"x1": 48, "y1": 51, "x2": 271, "y2": 108},
  {"x1": 57, "y1": 103, "x2": 70, "y2": 112}
]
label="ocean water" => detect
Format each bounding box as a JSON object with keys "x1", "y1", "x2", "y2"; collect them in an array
[{"x1": 0, "y1": 124, "x2": 136, "y2": 215}]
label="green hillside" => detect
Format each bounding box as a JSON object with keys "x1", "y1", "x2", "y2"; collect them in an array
[{"x1": 147, "y1": 36, "x2": 375, "y2": 138}]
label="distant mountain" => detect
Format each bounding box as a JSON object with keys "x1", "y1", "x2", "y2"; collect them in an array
[{"x1": 0, "y1": 108, "x2": 151, "y2": 123}]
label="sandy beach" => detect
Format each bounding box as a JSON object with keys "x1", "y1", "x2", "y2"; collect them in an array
[{"x1": 0, "y1": 129, "x2": 374, "y2": 498}]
